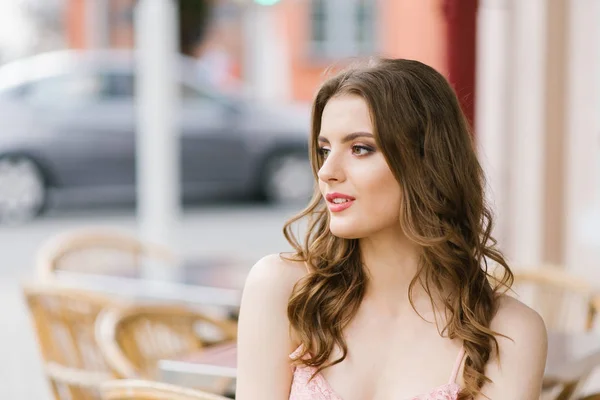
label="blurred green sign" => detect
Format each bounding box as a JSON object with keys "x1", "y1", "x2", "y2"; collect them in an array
[{"x1": 254, "y1": 0, "x2": 281, "y2": 5}]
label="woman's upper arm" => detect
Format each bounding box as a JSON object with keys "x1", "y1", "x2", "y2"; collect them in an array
[
  {"x1": 477, "y1": 296, "x2": 548, "y2": 400},
  {"x1": 235, "y1": 254, "x2": 305, "y2": 400}
]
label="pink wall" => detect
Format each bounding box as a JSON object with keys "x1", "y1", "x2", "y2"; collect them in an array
[
  {"x1": 280, "y1": 0, "x2": 449, "y2": 102},
  {"x1": 66, "y1": 0, "x2": 86, "y2": 49},
  {"x1": 379, "y1": 0, "x2": 448, "y2": 75}
]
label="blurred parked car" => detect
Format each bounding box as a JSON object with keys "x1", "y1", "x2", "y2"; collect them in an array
[{"x1": 0, "y1": 50, "x2": 313, "y2": 222}]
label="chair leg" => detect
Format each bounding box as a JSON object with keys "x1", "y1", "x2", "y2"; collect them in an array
[
  {"x1": 556, "y1": 382, "x2": 578, "y2": 400},
  {"x1": 556, "y1": 379, "x2": 593, "y2": 400}
]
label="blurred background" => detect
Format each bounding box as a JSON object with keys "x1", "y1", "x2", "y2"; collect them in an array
[{"x1": 0, "y1": 0, "x2": 599, "y2": 399}]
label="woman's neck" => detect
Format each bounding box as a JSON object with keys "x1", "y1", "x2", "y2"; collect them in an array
[{"x1": 359, "y1": 227, "x2": 429, "y2": 316}]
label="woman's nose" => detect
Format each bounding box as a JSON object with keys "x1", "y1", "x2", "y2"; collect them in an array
[{"x1": 318, "y1": 152, "x2": 345, "y2": 183}]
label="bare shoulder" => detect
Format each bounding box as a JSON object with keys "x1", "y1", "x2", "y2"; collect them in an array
[
  {"x1": 477, "y1": 295, "x2": 548, "y2": 399},
  {"x1": 240, "y1": 253, "x2": 309, "y2": 322},
  {"x1": 491, "y1": 294, "x2": 548, "y2": 346},
  {"x1": 243, "y1": 253, "x2": 308, "y2": 299},
  {"x1": 236, "y1": 254, "x2": 309, "y2": 398}
]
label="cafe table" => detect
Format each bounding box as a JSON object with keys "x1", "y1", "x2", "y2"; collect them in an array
[
  {"x1": 159, "y1": 341, "x2": 237, "y2": 389},
  {"x1": 50, "y1": 256, "x2": 251, "y2": 308}
]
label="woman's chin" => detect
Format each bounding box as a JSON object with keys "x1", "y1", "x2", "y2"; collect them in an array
[{"x1": 329, "y1": 222, "x2": 364, "y2": 240}]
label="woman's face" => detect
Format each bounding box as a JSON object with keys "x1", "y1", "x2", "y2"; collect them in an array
[{"x1": 317, "y1": 94, "x2": 402, "y2": 239}]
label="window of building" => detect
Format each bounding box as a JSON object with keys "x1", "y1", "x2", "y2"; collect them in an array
[
  {"x1": 309, "y1": 0, "x2": 376, "y2": 59},
  {"x1": 310, "y1": 0, "x2": 328, "y2": 55}
]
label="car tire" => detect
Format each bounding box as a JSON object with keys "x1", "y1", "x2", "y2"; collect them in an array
[
  {"x1": 261, "y1": 152, "x2": 314, "y2": 205},
  {"x1": 0, "y1": 155, "x2": 47, "y2": 223}
]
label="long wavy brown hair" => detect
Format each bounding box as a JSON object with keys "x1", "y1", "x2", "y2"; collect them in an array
[{"x1": 282, "y1": 58, "x2": 513, "y2": 399}]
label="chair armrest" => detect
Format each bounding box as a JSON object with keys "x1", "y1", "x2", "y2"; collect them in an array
[{"x1": 44, "y1": 362, "x2": 113, "y2": 388}]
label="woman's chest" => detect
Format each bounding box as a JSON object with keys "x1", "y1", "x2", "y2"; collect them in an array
[{"x1": 315, "y1": 326, "x2": 461, "y2": 400}]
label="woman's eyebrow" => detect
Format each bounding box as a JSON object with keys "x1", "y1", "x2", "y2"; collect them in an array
[{"x1": 318, "y1": 132, "x2": 374, "y2": 144}]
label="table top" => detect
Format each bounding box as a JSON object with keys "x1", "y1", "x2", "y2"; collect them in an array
[
  {"x1": 545, "y1": 331, "x2": 600, "y2": 382},
  {"x1": 53, "y1": 256, "x2": 251, "y2": 307},
  {"x1": 158, "y1": 332, "x2": 600, "y2": 385},
  {"x1": 159, "y1": 342, "x2": 238, "y2": 379}
]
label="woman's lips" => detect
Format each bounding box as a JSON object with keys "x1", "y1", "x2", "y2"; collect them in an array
[
  {"x1": 327, "y1": 199, "x2": 354, "y2": 212},
  {"x1": 325, "y1": 193, "x2": 356, "y2": 212}
]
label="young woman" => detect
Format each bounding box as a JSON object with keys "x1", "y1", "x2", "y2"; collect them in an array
[{"x1": 236, "y1": 58, "x2": 547, "y2": 400}]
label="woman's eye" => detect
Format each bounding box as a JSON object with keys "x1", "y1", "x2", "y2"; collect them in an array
[
  {"x1": 352, "y1": 145, "x2": 373, "y2": 156},
  {"x1": 318, "y1": 147, "x2": 330, "y2": 159}
]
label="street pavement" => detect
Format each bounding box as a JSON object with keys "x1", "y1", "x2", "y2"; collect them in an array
[{"x1": 0, "y1": 203, "x2": 300, "y2": 399}]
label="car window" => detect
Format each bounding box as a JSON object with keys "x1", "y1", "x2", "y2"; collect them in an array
[
  {"x1": 104, "y1": 72, "x2": 135, "y2": 98},
  {"x1": 0, "y1": 84, "x2": 27, "y2": 100},
  {"x1": 24, "y1": 73, "x2": 104, "y2": 108},
  {"x1": 104, "y1": 72, "x2": 212, "y2": 101},
  {"x1": 181, "y1": 82, "x2": 205, "y2": 99}
]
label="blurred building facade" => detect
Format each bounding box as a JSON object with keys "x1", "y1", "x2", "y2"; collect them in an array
[
  {"x1": 63, "y1": 0, "x2": 451, "y2": 101},
  {"x1": 65, "y1": 0, "x2": 244, "y2": 91},
  {"x1": 276, "y1": 0, "x2": 448, "y2": 102},
  {"x1": 476, "y1": 0, "x2": 599, "y2": 279}
]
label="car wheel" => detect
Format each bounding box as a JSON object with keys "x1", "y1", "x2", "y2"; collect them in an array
[
  {"x1": 0, "y1": 156, "x2": 46, "y2": 223},
  {"x1": 262, "y1": 152, "x2": 314, "y2": 204}
]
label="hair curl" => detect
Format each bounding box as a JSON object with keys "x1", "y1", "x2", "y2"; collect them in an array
[{"x1": 283, "y1": 58, "x2": 512, "y2": 399}]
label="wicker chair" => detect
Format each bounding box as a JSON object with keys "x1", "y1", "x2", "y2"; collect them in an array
[
  {"x1": 510, "y1": 265, "x2": 597, "y2": 333},
  {"x1": 100, "y1": 380, "x2": 230, "y2": 400},
  {"x1": 35, "y1": 227, "x2": 177, "y2": 280},
  {"x1": 23, "y1": 283, "x2": 125, "y2": 400},
  {"x1": 95, "y1": 304, "x2": 237, "y2": 394},
  {"x1": 579, "y1": 394, "x2": 600, "y2": 400},
  {"x1": 509, "y1": 266, "x2": 600, "y2": 400}
]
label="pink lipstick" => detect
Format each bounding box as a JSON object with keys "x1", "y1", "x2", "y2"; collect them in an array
[{"x1": 325, "y1": 192, "x2": 355, "y2": 212}]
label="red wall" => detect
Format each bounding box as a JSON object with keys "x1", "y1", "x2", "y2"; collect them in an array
[{"x1": 443, "y1": 0, "x2": 478, "y2": 130}]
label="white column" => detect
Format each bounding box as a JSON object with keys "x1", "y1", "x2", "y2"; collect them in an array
[
  {"x1": 134, "y1": 0, "x2": 182, "y2": 280},
  {"x1": 475, "y1": 0, "x2": 511, "y2": 257},
  {"x1": 242, "y1": 3, "x2": 290, "y2": 102},
  {"x1": 85, "y1": 0, "x2": 110, "y2": 48},
  {"x1": 505, "y1": 0, "x2": 547, "y2": 267},
  {"x1": 564, "y1": 0, "x2": 600, "y2": 279}
]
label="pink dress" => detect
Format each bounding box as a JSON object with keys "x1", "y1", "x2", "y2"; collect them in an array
[{"x1": 288, "y1": 346, "x2": 465, "y2": 400}]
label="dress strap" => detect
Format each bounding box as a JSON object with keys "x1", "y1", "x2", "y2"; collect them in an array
[
  {"x1": 448, "y1": 346, "x2": 466, "y2": 384},
  {"x1": 289, "y1": 344, "x2": 304, "y2": 360}
]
